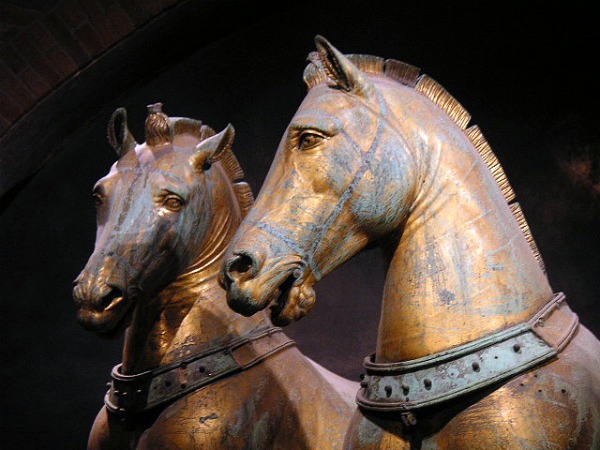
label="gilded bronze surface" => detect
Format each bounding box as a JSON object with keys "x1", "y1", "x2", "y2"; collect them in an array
[
  {"x1": 222, "y1": 37, "x2": 600, "y2": 448},
  {"x1": 73, "y1": 104, "x2": 357, "y2": 449}
]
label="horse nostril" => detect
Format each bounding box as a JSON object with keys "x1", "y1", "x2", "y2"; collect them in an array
[
  {"x1": 231, "y1": 254, "x2": 253, "y2": 273},
  {"x1": 225, "y1": 252, "x2": 257, "y2": 282}
]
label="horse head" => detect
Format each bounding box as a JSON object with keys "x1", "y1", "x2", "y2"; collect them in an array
[
  {"x1": 223, "y1": 37, "x2": 424, "y2": 325},
  {"x1": 220, "y1": 37, "x2": 600, "y2": 450},
  {"x1": 74, "y1": 104, "x2": 239, "y2": 337}
]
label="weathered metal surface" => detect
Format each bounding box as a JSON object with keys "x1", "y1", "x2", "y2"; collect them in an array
[
  {"x1": 72, "y1": 104, "x2": 357, "y2": 449},
  {"x1": 222, "y1": 36, "x2": 600, "y2": 448}
]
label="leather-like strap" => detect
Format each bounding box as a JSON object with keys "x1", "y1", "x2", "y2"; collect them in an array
[
  {"x1": 105, "y1": 327, "x2": 295, "y2": 415},
  {"x1": 356, "y1": 293, "x2": 578, "y2": 412},
  {"x1": 529, "y1": 292, "x2": 579, "y2": 351}
]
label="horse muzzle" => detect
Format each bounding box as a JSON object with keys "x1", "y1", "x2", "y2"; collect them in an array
[
  {"x1": 73, "y1": 274, "x2": 135, "y2": 336},
  {"x1": 222, "y1": 251, "x2": 270, "y2": 315},
  {"x1": 223, "y1": 251, "x2": 316, "y2": 326}
]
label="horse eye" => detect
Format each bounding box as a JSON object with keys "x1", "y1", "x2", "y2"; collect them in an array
[
  {"x1": 298, "y1": 132, "x2": 324, "y2": 151},
  {"x1": 163, "y1": 194, "x2": 185, "y2": 211}
]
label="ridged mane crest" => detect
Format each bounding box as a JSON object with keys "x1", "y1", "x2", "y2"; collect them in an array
[{"x1": 303, "y1": 52, "x2": 420, "y2": 90}]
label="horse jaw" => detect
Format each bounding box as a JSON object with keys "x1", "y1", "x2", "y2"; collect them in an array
[
  {"x1": 225, "y1": 254, "x2": 317, "y2": 326},
  {"x1": 271, "y1": 281, "x2": 316, "y2": 326},
  {"x1": 226, "y1": 275, "x2": 316, "y2": 327}
]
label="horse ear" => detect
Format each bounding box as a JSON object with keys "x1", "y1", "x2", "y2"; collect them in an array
[
  {"x1": 193, "y1": 124, "x2": 235, "y2": 171},
  {"x1": 107, "y1": 108, "x2": 138, "y2": 157},
  {"x1": 314, "y1": 35, "x2": 377, "y2": 99}
]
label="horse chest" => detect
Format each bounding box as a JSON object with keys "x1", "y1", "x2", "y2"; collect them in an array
[
  {"x1": 346, "y1": 359, "x2": 595, "y2": 450},
  {"x1": 91, "y1": 375, "x2": 287, "y2": 450}
]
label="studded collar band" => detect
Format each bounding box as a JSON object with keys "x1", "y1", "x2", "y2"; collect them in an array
[
  {"x1": 356, "y1": 292, "x2": 579, "y2": 413},
  {"x1": 104, "y1": 327, "x2": 295, "y2": 416}
]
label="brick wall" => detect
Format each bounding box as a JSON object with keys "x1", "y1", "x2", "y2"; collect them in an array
[{"x1": 0, "y1": 0, "x2": 182, "y2": 137}]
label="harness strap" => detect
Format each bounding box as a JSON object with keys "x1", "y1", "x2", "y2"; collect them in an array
[
  {"x1": 104, "y1": 327, "x2": 295, "y2": 416},
  {"x1": 356, "y1": 292, "x2": 578, "y2": 412}
]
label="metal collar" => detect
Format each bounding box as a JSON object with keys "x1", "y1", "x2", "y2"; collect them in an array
[
  {"x1": 356, "y1": 293, "x2": 578, "y2": 413},
  {"x1": 104, "y1": 327, "x2": 295, "y2": 416}
]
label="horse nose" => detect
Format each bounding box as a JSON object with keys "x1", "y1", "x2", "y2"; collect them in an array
[
  {"x1": 73, "y1": 277, "x2": 126, "y2": 312},
  {"x1": 223, "y1": 251, "x2": 260, "y2": 286}
]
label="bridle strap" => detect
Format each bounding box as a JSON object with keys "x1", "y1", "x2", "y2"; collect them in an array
[
  {"x1": 104, "y1": 327, "x2": 295, "y2": 416},
  {"x1": 356, "y1": 292, "x2": 578, "y2": 413}
]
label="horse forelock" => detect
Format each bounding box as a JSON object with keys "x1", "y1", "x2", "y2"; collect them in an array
[
  {"x1": 170, "y1": 117, "x2": 215, "y2": 141},
  {"x1": 143, "y1": 116, "x2": 216, "y2": 149}
]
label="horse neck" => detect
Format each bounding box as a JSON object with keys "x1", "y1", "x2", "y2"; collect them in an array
[
  {"x1": 121, "y1": 193, "x2": 269, "y2": 374},
  {"x1": 375, "y1": 116, "x2": 553, "y2": 363}
]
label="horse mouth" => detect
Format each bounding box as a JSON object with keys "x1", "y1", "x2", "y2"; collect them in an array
[
  {"x1": 268, "y1": 274, "x2": 296, "y2": 324},
  {"x1": 75, "y1": 288, "x2": 136, "y2": 338},
  {"x1": 267, "y1": 274, "x2": 316, "y2": 326},
  {"x1": 97, "y1": 300, "x2": 135, "y2": 339},
  {"x1": 226, "y1": 261, "x2": 316, "y2": 325},
  {"x1": 102, "y1": 290, "x2": 125, "y2": 312}
]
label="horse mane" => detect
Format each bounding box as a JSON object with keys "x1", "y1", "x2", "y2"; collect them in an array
[
  {"x1": 304, "y1": 54, "x2": 545, "y2": 272},
  {"x1": 165, "y1": 116, "x2": 255, "y2": 218}
]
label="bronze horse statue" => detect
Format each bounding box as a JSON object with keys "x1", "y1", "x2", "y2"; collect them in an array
[
  {"x1": 222, "y1": 37, "x2": 600, "y2": 448},
  {"x1": 73, "y1": 103, "x2": 357, "y2": 449}
]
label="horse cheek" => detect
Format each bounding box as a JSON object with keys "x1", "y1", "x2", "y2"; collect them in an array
[{"x1": 352, "y1": 171, "x2": 407, "y2": 238}]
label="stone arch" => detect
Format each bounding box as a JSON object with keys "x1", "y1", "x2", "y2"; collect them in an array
[{"x1": 0, "y1": 0, "x2": 293, "y2": 199}]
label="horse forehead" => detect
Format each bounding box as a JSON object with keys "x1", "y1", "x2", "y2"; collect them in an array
[
  {"x1": 303, "y1": 86, "x2": 343, "y2": 107},
  {"x1": 151, "y1": 151, "x2": 196, "y2": 178},
  {"x1": 135, "y1": 145, "x2": 156, "y2": 165},
  {"x1": 109, "y1": 165, "x2": 193, "y2": 192},
  {"x1": 300, "y1": 86, "x2": 375, "y2": 123}
]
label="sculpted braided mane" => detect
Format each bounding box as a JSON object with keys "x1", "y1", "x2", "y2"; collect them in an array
[{"x1": 304, "y1": 53, "x2": 545, "y2": 271}]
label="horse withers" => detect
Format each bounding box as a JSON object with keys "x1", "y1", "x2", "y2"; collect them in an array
[
  {"x1": 73, "y1": 103, "x2": 357, "y2": 449},
  {"x1": 222, "y1": 37, "x2": 600, "y2": 448}
]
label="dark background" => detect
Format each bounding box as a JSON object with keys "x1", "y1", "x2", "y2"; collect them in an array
[{"x1": 1, "y1": 1, "x2": 599, "y2": 448}]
